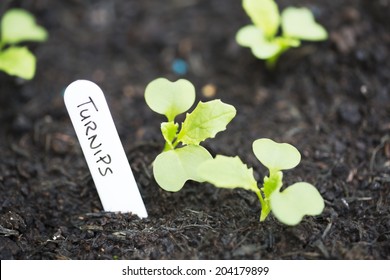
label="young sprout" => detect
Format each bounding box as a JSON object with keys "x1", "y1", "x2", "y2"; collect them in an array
[
  {"x1": 144, "y1": 78, "x2": 236, "y2": 192},
  {"x1": 236, "y1": 0, "x2": 328, "y2": 68},
  {"x1": 198, "y1": 138, "x2": 324, "y2": 225},
  {"x1": 0, "y1": 9, "x2": 48, "y2": 79}
]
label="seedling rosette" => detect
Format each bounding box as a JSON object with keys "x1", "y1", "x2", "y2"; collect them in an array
[
  {"x1": 236, "y1": 0, "x2": 328, "y2": 68},
  {"x1": 0, "y1": 9, "x2": 48, "y2": 79},
  {"x1": 144, "y1": 77, "x2": 236, "y2": 192},
  {"x1": 198, "y1": 138, "x2": 325, "y2": 225}
]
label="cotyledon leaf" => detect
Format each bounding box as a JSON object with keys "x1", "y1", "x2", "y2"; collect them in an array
[
  {"x1": 153, "y1": 145, "x2": 212, "y2": 192},
  {"x1": 253, "y1": 138, "x2": 301, "y2": 172},
  {"x1": 0, "y1": 46, "x2": 36, "y2": 79},
  {"x1": 270, "y1": 182, "x2": 325, "y2": 226},
  {"x1": 1, "y1": 9, "x2": 48, "y2": 45},
  {"x1": 198, "y1": 155, "x2": 258, "y2": 192},
  {"x1": 281, "y1": 7, "x2": 328, "y2": 41},
  {"x1": 144, "y1": 78, "x2": 195, "y2": 122},
  {"x1": 242, "y1": 0, "x2": 280, "y2": 39},
  {"x1": 236, "y1": 25, "x2": 282, "y2": 59}
]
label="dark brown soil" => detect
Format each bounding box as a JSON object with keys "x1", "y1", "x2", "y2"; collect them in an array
[{"x1": 1, "y1": 0, "x2": 389, "y2": 260}]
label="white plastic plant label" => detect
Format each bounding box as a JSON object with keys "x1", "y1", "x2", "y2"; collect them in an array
[{"x1": 64, "y1": 80, "x2": 148, "y2": 218}]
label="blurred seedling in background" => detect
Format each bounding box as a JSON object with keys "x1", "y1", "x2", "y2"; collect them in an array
[
  {"x1": 236, "y1": 0, "x2": 327, "y2": 68},
  {"x1": 144, "y1": 77, "x2": 236, "y2": 192},
  {"x1": 198, "y1": 138, "x2": 324, "y2": 225},
  {"x1": 0, "y1": 8, "x2": 48, "y2": 80}
]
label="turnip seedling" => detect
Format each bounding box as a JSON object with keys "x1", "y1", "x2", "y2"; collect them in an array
[
  {"x1": 236, "y1": 0, "x2": 327, "y2": 68},
  {"x1": 0, "y1": 9, "x2": 48, "y2": 79},
  {"x1": 145, "y1": 77, "x2": 236, "y2": 192},
  {"x1": 198, "y1": 138, "x2": 324, "y2": 225}
]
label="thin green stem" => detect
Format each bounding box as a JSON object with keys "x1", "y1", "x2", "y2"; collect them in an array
[
  {"x1": 254, "y1": 188, "x2": 265, "y2": 206},
  {"x1": 171, "y1": 137, "x2": 180, "y2": 149},
  {"x1": 260, "y1": 203, "x2": 271, "y2": 221},
  {"x1": 254, "y1": 187, "x2": 272, "y2": 222},
  {"x1": 163, "y1": 142, "x2": 173, "y2": 152},
  {"x1": 265, "y1": 54, "x2": 279, "y2": 69}
]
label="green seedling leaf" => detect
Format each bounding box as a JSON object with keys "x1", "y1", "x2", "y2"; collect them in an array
[
  {"x1": 153, "y1": 145, "x2": 212, "y2": 192},
  {"x1": 274, "y1": 36, "x2": 301, "y2": 49},
  {"x1": 0, "y1": 46, "x2": 36, "y2": 79},
  {"x1": 259, "y1": 170, "x2": 283, "y2": 221},
  {"x1": 177, "y1": 100, "x2": 236, "y2": 145},
  {"x1": 253, "y1": 138, "x2": 301, "y2": 172},
  {"x1": 282, "y1": 7, "x2": 328, "y2": 41},
  {"x1": 198, "y1": 155, "x2": 258, "y2": 192},
  {"x1": 236, "y1": 1, "x2": 327, "y2": 68},
  {"x1": 270, "y1": 182, "x2": 325, "y2": 226},
  {"x1": 161, "y1": 121, "x2": 179, "y2": 150},
  {"x1": 236, "y1": 25, "x2": 264, "y2": 48},
  {"x1": 144, "y1": 78, "x2": 195, "y2": 122},
  {"x1": 243, "y1": 0, "x2": 280, "y2": 39},
  {"x1": 263, "y1": 171, "x2": 283, "y2": 197},
  {"x1": 1, "y1": 9, "x2": 48, "y2": 45},
  {"x1": 236, "y1": 25, "x2": 282, "y2": 59}
]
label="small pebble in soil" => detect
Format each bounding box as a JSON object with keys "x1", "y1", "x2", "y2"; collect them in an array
[
  {"x1": 0, "y1": 211, "x2": 26, "y2": 232},
  {"x1": 171, "y1": 59, "x2": 188, "y2": 75},
  {"x1": 201, "y1": 83, "x2": 217, "y2": 98},
  {"x1": 359, "y1": 84, "x2": 368, "y2": 93}
]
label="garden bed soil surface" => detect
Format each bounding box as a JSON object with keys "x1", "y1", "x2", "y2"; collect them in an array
[{"x1": 1, "y1": 0, "x2": 389, "y2": 259}]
